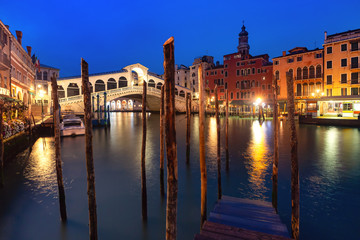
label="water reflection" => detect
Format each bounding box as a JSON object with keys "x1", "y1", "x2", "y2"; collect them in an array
[
  {"x1": 244, "y1": 121, "x2": 270, "y2": 198},
  {"x1": 23, "y1": 137, "x2": 57, "y2": 198}
]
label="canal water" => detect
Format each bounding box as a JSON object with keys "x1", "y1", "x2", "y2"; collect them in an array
[{"x1": 0, "y1": 112, "x2": 359, "y2": 240}]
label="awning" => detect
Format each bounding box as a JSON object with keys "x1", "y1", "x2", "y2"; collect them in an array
[{"x1": 0, "y1": 94, "x2": 16, "y2": 102}]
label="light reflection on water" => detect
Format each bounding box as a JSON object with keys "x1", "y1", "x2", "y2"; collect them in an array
[
  {"x1": 23, "y1": 137, "x2": 58, "y2": 198},
  {"x1": 244, "y1": 121, "x2": 271, "y2": 199}
]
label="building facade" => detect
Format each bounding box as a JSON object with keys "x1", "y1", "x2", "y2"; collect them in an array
[
  {"x1": 0, "y1": 20, "x2": 11, "y2": 98},
  {"x1": 206, "y1": 24, "x2": 273, "y2": 114},
  {"x1": 321, "y1": 29, "x2": 360, "y2": 117},
  {"x1": 273, "y1": 47, "x2": 324, "y2": 114},
  {"x1": 9, "y1": 28, "x2": 35, "y2": 106},
  {"x1": 175, "y1": 64, "x2": 190, "y2": 88}
]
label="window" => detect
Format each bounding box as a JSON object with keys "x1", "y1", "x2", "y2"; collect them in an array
[
  {"x1": 241, "y1": 92, "x2": 243, "y2": 98},
  {"x1": 221, "y1": 70, "x2": 223, "y2": 74},
  {"x1": 262, "y1": 85, "x2": 265, "y2": 90},
  {"x1": 341, "y1": 74, "x2": 347, "y2": 84},
  {"x1": 225, "y1": 64, "x2": 228, "y2": 68},
  {"x1": 236, "y1": 81, "x2": 239, "y2": 88},
  {"x1": 206, "y1": 72, "x2": 209, "y2": 76},
  {"x1": 351, "y1": 42, "x2": 359, "y2": 51},
  {"x1": 327, "y1": 89, "x2": 332, "y2": 96},
  {"x1": 257, "y1": 68, "x2": 260, "y2": 73},
  {"x1": 327, "y1": 61, "x2": 332, "y2": 69},
  {"x1": 351, "y1": 73, "x2": 359, "y2": 84},
  {"x1": 341, "y1": 58, "x2": 347, "y2": 67},
  {"x1": 215, "y1": 71, "x2": 217, "y2": 75},
  {"x1": 274, "y1": 60, "x2": 279, "y2": 65},
  {"x1": 315, "y1": 53, "x2": 322, "y2": 58},
  {"x1": 327, "y1": 47, "x2": 332, "y2": 54},
  {"x1": 247, "y1": 69, "x2": 251, "y2": 75},
  {"x1": 237, "y1": 69, "x2": 240, "y2": 76},
  {"x1": 297, "y1": 56, "x2": 302, "y2": 62},
  {"x1": 275, "y1": 71, "x2": 279, "y2": 80},
  {"x1": 303, "y1": 67, "x2": 308, "y2": 79},
  {"x1": 341, "y1": 44, "x2": 347, "y2": 51},
  {"x1": 351, "y1": 57, "x2": 358, "y2": 69},
  {"x1": 316, "y1": 65, "x2": 322, "y2": 78},
  {"x1": 287, "y1": 58, "x2": 294, "y2": 63},
  {"x1": 225, "y1": 71, "x2": 228, "y2": 77},
  {"x1": 309, "y1": 66, "x2": 315, "y2": 78},
  {"x1": 327, "y1": 75, "x2": 332, "y2": 85},
  {"x1": 236, "y1": 92, "x2": 239, "y2": 99},
  {"x1": 296, "y1": 67, "x2": 302, "y2": 80},
  {"x1": 341, "y1": 88, "x2": 347, "y2": 96},
  {"x1": 236, "y1": 62, "x2": 240, "y2": 66},
  {"x1": 241, "y1": 69, "x2": 244, "y2": 76},
  {"x1": 36, "y1": 71, "x2": 42, "y2": 80},
  {"x1": 268, "y1": 84, "x2": 271, "y2": 90},
  {"x1": 230, "y1": 92, "x2": 233, "y2": 99},
  {"x1": 351, "y1": 88, "x2": 359, "y2": 95},
  {"x1": 225, "y1": 82, "x2": 227, "y2": 89},
  {"x1": 252, "y1": 68, "x2": 255, "y2": 74},
  {"x1": 220, "y1": 89, "x2": 225, "y2": 93}
]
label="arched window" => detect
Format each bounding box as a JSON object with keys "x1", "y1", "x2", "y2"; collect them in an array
[
  {"x1": 275, "y1": 70, "x2": 279, "y2": 80},
  {"x1": 309, "y1": 66, "x2": 315, "y2": 79},
  {"x1": 297, "y1": 67, "x2": 302, "y2": 80},
  {"x1": 309, "y1": 82, "x2": 315, "y2": 94},
  {"x1": 148, "y1": 79, "x2": 155, "y2": 88},
  {"x1": 296, "y1": 84, "x2": 302, "y2": 96},
  {"x1": 303, "y1": 83, "x2": 308, "y2": 96},
  {"x1": 192, "y1": 73, "x2": 196, "y2": 77},
  {"x1": 119, "y1": 77, "x2": 127, "y2": 88},
  {"x1": 303, "y1": 67, "x2": 308, "y2": 79},
  {"x1": 58, "y1": 86, "x2": 65, "y2": 98},
  {"x1": 179, "y1": 90, "x2": 185, "y2": 97},
  {"x1": 289, "y1": 69, "x2": 293, "y2": 77},
  {"x1": 95, "y1": 79, "x2": 105, "y2": 92},
  {"x1": 316, "y1": 65, "x2": 322, "y2": 78},
  {"x1": 43, "y1": 71, "x2": 48, "y2": 80},
  {"x1": 156, "y1": 82, "x2": 163, "y2": 90},
  {"x1": 251, "y1": 80, "x2": 255, "y2": 88},
  {"x1": 67, "y1": 83, "x2": 80, "y2": 97},
  {"x1": 107, "y1": 78, "x2": 117, "y2": 90},
  {"x1": 37, "y1": 71, "x2": 42, "y2": 80}
]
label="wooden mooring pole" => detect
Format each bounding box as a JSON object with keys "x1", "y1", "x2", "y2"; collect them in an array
[
  {"x1": 225, "y1": 89, "x2": 229, "y2": 171},
  {"x1": 51, "y1": 73, "x2": 67, "y2": 222},
  {"x1": 286, "y1": 72, "x2": 299, "y2": 240},
  {"x1": 186, "y1": 92, "x2": 191, "y2": 164},
  {"x1": 199, "y1": 64, "x2": 207, "y2": 228},
  {"x1": 160, "y1": 85, "x2": 165, "y2": 197},
  {"x1": 215, "y1": 86, "x2": 221, "y2": 199},
  {"x1": 81, "y1": 58, "x2": 98, "y2": 240},
  {"x1": 141, "y1": 79, "x2": 148, "y2": 220},
  {"x1": 0, "y1": 103, "x2": 4, "y2": 188},
  {"x1": 272, "y1": 75, "x2": 279, "y2": 213},
  {"x1": 163, "y1": 37, "x2": 178, "y2": 240}
]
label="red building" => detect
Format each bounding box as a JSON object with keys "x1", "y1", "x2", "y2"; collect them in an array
[{"x1": 205, "y1": 25, "x2": 273, "y2": 114}]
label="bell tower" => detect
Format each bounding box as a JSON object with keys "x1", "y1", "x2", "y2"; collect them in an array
[{"x1": 237, "y1": 23, "x2": 250, "y2": 56}]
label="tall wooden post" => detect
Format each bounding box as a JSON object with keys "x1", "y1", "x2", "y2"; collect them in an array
[
  {"x1": 51, "y1": 73, "x2": 67, "y2": 222},
  {"x1": 141, "y1": 80, "x2": 148, "y2": 220},
  {"x1": 96, "y1": 94, "x2": 100, "y2": 122},
  {"x1": 215, "y1": 86, "x2": 221, "y2": 199},
  {"x1": 186, "y1": 93, "x2": 191, "y2": 164},
  {"x1": 225, "y1": 89, "x2": 229, "y2": 171},
  {"x1": 198, "y1": 64, "x2": 207, "y2": 228},
  {"x1": 0, "y1": 103, "x2": 4, "y2": 188},
  {"x1": 163, "y1": 37, "x2": 178, "y2": 240},
  {"x1": 286, "y1": 72, "x2": 299, "y2": 240},
  {"x1": 81, "y1": 58, "x2": 98, "y2": 240},
  {"x1": 160, "y1": 85, "x2": 165, "y2": 197},
  {"x1": 272, "y1": 75, "x2": 279, "y2": 213}
]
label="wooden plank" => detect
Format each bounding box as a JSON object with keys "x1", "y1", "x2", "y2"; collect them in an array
[
  {"x1": 222, "y1": 196, "x2": 273, "y2": 208},
  {"x1": 202, "y1": 221, "x2": 292, "y2": 240},
  {"x1": 209, "y1": 212, "x2": 289, "y2": 237},
  {"x1": 217, "y1": 200, "x2": 276, "y2": 214},
  {"x1": 213, "y1": 204, "x2": 282, "y2": 224}
]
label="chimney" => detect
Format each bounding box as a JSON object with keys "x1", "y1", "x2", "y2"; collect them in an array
[
  {"x1": 324, "y1": 31, "x2": 327, "y2": 41},
  {"x1": 15, "y1": 30, "x2": 23, "y2": 45},
  {"x1": 26, "y1": 46, "x2": 32, "y2": 56},
  {"x1": 282, "y1": 51, "x2": 286, "y2": 57}
]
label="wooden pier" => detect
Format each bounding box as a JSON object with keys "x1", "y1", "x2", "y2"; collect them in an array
[{"x1": 194, "y1": 195, "x2": 292, "y2": 240}]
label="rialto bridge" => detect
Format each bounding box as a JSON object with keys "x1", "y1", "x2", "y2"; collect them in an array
[{"x1": 55, "y1": 63, "x2": 194, "y2": 112}]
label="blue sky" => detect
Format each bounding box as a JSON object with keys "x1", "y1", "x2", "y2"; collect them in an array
[{"x1": 1, "y1": 0, "x2": 359, "y2": 77}]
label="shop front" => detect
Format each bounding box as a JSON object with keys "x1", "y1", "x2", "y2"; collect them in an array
[{"x1": 317, "y1": 96, "x2": 360, "y2": 118}]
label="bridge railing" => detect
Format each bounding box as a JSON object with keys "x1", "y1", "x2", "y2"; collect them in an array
[{"x1": 59, "y1": 86, "x2": 188, "y2": 104}]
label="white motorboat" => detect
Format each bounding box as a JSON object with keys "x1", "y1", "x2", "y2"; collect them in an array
[{"x1": 60, "y1": 115, "x2": 85, "y2": 137}]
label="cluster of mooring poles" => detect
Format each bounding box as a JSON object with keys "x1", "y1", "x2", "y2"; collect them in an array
[{"x1": 32, "y1": 38, "x2": 299, "y2": 240}]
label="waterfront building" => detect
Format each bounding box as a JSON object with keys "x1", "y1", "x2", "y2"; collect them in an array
[
  {"x1": 321, "y1": 29, "x2": 360, "y2": 117},
  {"x1": 0, "y1": 20, "x2": 11, "y2": 98},
  {"x1": 205, "y1": 24, "x2": 273, "y2": 114},
  {"x1": 175, "y1": 64, "x2": 190, "y2": 88},
  {"x1": 33, "y1": 64, "x2": 60, "y2": 115},
  {"x1": 190, "y1": 55, "x2": 215, "y2": 99},
  {"x1": 273, "y1": 47, "x2": 324, "y2": 114},
  {"x1": 9, "y1": 26, "x2": 36, "y2": 106}
]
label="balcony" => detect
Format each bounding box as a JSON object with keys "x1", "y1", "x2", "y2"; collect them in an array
[
  {"x1": 295, "y1": 74, "x2": 322, "y2": 80},
  {"x1": 0, "y1": 51, "x2": 11, "y2": 70}
]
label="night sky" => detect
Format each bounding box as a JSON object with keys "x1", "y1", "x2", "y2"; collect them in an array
[{"x1": 1, "y1": 0, "x2": 359, "y2": 77}]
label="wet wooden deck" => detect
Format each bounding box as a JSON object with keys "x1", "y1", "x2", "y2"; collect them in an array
[{"x1": 194, "y1": 195, "x2": 292, "y2": 240}]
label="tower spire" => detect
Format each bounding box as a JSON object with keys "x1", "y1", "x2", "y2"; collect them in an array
[{"x1": 237, "y1": 23, "x2": 250, "y2": 55}]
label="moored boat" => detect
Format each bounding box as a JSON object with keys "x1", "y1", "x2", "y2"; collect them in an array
[{"x1": 60, "y1": 115, "x2": 85, "y2": 137}]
